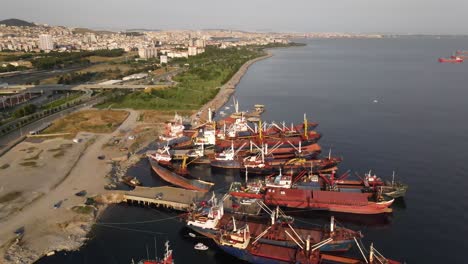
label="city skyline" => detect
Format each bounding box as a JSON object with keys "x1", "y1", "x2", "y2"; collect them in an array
[{"x1": 2, "y1": 0, "x2": 468, "y2": 35}]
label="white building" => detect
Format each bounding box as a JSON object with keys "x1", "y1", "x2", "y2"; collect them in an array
[
  {"x1": 138, "y1": 47, "x2": 158, "y2": 59},
  {"x1": 195, "y1": 38, "x2": 206, "y2": 48},
  {"x1": 188, "y1": 46, "x2": 197, "y2": 56},
  {"x1": 160, "y1": 55, "x2": 168, "y2": 64},
  {"x1": 38, "y1": 34, "x2": 54, "y2": 51}
]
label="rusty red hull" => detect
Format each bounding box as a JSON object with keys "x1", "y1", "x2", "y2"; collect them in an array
[
  {"x1": 148, "y1": 158, "x2": 214, "y2": 192},
  {"x1": 264, "y1": 188, "x2": 393, "y2": 215}
]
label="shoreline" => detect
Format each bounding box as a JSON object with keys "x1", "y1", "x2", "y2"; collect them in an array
[
  {"x1": 191, "y1": 51, "x2": 273, "y2": 122},
  {"x1": 0, "y1": 49, "x2": 275, "y2": 264}
]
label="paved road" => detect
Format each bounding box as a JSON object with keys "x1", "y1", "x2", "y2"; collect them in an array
[
  {"x1": 0, "y1": 66, "x2": 88, "y2": 85},
  {"x1": 0, "y1": 96, "x2": 103, "y2": 150}
]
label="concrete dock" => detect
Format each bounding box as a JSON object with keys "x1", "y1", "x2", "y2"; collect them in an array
[
  {"x1": 98, "y1": 185, "x2": 263, "y2": 216},
  {"x1": 121, "y1": 186, "x2": 207, "y2": 211}
]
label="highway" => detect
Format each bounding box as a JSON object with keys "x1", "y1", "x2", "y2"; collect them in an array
[
  {"x1": 0, "y1": 66, "x2": 88, "y2": 85},
  {"x1": 0, "y1": 96, "x2": 103, "y2": 151}
]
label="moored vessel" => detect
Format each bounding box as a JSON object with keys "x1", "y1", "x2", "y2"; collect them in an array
[
  {"x1": 438, "y1": 56, "x2": 463, "y2": 63},
  {"x1": 148, "y1": 158, "x2": 214, "y2": 192}
]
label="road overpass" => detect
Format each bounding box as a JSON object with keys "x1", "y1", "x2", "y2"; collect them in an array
[{"x1": 0, "y1": 83, "x2": 172, "y2": 94}]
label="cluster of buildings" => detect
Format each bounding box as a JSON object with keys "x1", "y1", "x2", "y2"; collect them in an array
[
  {"x1": 0, "y1": 22, "x2": 304, "y2": 68},
  {"x1": 0, "y1": 23, "x2": 293, "y2": 54}
]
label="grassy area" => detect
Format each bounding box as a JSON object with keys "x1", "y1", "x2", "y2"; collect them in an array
[
  {"x1": 97, "y1": 46, "x2": 265, "y2": 110},
  {"x1": 0, "y1": 191, "x2": 22, "y2": 203},
  {"x1": 42, "y1": 93, "x2": 82, "y2": 110},
  {"x1": 42, "y1": 109, "x2": 129, "y2": 137}
]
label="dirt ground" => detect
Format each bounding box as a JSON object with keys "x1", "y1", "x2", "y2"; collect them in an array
[
  {"x1": 0, "y1": 137, "x2": 91, "y2": 221},
  {"x1": 0, "y1": 109, "x2": 139, "y2": 263},
  {"x1": 140, "y1": 110, "x2": 195, "y2": 123},
  {"x1": 43, "y1": 109, "x2": 129, "y2": 138}
]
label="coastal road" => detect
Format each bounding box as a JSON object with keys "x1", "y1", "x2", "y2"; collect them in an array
[{"x1": 0, "y1": 109, "x2": 139, "y2": 260}]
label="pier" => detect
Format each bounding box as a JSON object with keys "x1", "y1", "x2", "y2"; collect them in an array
[{"x1": 121, "y1": 186, "x2": 207, "y2": 211}]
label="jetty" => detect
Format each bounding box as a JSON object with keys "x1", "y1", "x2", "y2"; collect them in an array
[{"x1": 99, "y1": 186, "x2": 207, "y2": 211}]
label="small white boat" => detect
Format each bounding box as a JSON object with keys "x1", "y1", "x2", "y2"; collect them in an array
[
  {"x1": 224, "y1": 106, "x2": 230, "y2": 110},
  {"x1": 219, "y1": 111, "x2": 226, "y2": 116},
  {"x1": 188, "y1": 232, "x2": 196, "y2": 238},
  {"x1": 240, "y1": 198, "x2": 258, "y2": 205},
  {"x1": 373, "y1": 99, "x2": 379, "y2": 103},
  {"x1": 194, "y1": 243, "x2": 209, "y2": 250},
  {"x1": 46, "y1": 251, "x2": 55, "y2": 256}
]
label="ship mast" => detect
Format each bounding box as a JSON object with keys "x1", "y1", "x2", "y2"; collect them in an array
[{"x1": 304, "y1": 113, "x2": 308, "y2": 139}]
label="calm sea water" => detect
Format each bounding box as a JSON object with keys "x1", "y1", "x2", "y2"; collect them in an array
[{"x1": 37, "y1": 38, "x2": 468, "y2": 264}]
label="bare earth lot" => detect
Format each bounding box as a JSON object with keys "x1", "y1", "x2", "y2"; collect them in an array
[{"x1": 0, "y1": 109, "x2": 138, "y2": 263}]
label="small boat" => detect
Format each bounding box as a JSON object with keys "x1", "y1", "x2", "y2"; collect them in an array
[
  {"x1": 194, "y1": 243, "x2": 208, "y2": 250},
  {"x1": 46, "y1": 251, "x2": 55, "y2": 256},
  {"x1": 122, "y1": 176, "x2": 142, "y2": 187},
  {"x1": 239, "y1": 198, "x2": 258, "y2": 205},
  {"x1": 373, "y1": 99, "x2": 379, "y2": 103},
  {"x1": 254, "y1": 104, "x2": 265, "y2": 113},
  {"x1": 188, "y1": 232, "x2": 196, "y2": 238}
]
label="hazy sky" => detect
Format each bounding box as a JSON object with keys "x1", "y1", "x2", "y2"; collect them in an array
[{"x1": 2, "y1": 0, "x2": 468, "y2": 34}]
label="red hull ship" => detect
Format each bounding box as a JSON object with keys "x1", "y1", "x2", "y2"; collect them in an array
[
  {"x1": 148, "y1": 158, "x2": 214, "y2": 192},
  {"x1": 215, "y1": 132, "x2": 321, "y2": 152},
  {"x1": 438, "y1": 57, "x2": 463, "y2": 63},
  {"x1": 263, "y1": 188, "x2": 393, "y2": 215},
  {"x1": 213, "y1": 217, "x2": 401, "y2": 264},
  {"x1": 239, "y1": 156, "x2": 341, "y2": 176},
  {"x1": 137, "y1": 241, "x2": 174, "y2": 264}
]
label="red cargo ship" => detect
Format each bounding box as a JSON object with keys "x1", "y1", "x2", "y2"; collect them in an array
[
  {"x1": 438, "y1": 56, "x2": 463, "y2": 63},
  {"x1": 148, "y1": 158, "x2": 214, "y2": 192},
  {"x1": 214, "y1": 220, "x2": 401, "y2": 264},
  {"x1": 264, "y1": 188, "x2": 393, "y2": 215}
]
